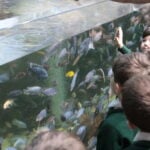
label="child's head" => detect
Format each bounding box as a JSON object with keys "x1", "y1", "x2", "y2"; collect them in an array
[
  {"x1": 25, "y1": 130, "x2": 86, "y2": 150},
  {"x1": 112, "y1": 52, "x2": 150, "y2": 94},
  {"x1": 140, "y1": 26, "x2": 150, "y2": 53},
  {"x1": 122, "y1": 75, "x2": 150, "y2": 132}
]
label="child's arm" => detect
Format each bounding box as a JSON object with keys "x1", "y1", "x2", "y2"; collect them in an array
[
  {"x1": 118, "y1": 45, "x2": 132, "y2": 54},
  {"x1": 115, "y1": 27, "x2": 132, "y2": 54}
]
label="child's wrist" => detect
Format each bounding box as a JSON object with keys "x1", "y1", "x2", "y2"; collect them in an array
[{"x1": 118, "y1": 43, "x2": 123, "y2": 48}]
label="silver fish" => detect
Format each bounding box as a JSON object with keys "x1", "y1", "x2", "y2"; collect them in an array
[
  {"x1": 23, "y1": 86, "x2": 42, "y2": 95},
  {"x1": 70, "y1": 70, "x2": 79, "y2": 91},
  {"x1": 42, "y1": 87, "x2": 57, "y2": 96},
  {"x1": 76, "y1": 108, "x2": 85, "y2": 118},
  {"x1": 85, "y1": 69, "x2": 96, "y2": 83},
  {"x1": 76, "y1": 125, "x2": 87, "y2": 141},
  {"x1": 58, "y1": 48, "x2": 68, "y2": 59},
  {"x1": 36, "y1": 108, "x2": 47, "y2": 122},
  {"x1": 98, "y1": 68, "x2": 105, "y2": 82}
]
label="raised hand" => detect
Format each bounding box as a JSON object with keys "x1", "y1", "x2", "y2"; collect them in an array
[{"x1": 114, "y1": 27, "x2": 124, "y2": 48}]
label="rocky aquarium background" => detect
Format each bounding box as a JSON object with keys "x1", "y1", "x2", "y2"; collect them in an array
[{"x1": 0, "y1": 6, "x2": 149, "y2": 150}]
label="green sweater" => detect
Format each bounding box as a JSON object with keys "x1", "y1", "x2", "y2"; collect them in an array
[
  {"x1": 118, "y1": 45, "x2": 132, "y2": 54},
  {"x1": 124, "y1": 141, "x2": 150, "y2": 150},
  {"x1": 96, "y1": 107, "x2": 137, "y2": 150}
]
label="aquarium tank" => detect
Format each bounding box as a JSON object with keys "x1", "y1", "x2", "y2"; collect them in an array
[{"x1": 0, "y1": 0, "x2": 149, "y2": 149}]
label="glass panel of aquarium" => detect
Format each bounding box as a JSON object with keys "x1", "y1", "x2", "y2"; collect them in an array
[{"x1": 0, "y1": 0, "x2": 148, "y2": 65}]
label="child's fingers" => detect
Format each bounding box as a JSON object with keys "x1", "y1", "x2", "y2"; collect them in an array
[
  {"x1": 117, "y1": 27, "x2": 123, "y2": 37},
  {"x1": 115, "y1": 27, "x2": 120, "y2": 38}
]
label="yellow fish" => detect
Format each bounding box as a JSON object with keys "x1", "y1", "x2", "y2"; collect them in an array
[{"x1": 65, "y1": 71, "x2": 75, "y2": 78}]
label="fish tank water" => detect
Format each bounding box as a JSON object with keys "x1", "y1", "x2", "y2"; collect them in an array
[{"x1": 0, "y1": 1, "x2": 150, "y2": 149}]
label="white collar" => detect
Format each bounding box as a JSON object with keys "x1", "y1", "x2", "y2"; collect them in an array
[
  {"x1": 134, "y1": 131, "x2": 150, "y2": 141},
  {"x1": 108, "y1": 98, "x2": 122, "y2": 109}
]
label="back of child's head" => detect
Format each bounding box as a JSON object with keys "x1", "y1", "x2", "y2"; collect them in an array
[
  {"x1": 25, "y1": 130, "x2": 86, "y2": 150},
  {"x1": 142, "y1": 26, "x2": 150, "y2": 38},
  {"x1": 121, "y1": 74, "x2": 150, "y2": 132},
  {"x1": 112, "y1": 52, "x2": 150, "y2": 86}
]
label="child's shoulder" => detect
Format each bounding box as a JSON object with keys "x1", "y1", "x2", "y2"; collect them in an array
[{"x1": 100, "y1": 107, "x2": 126, "y2": 129}]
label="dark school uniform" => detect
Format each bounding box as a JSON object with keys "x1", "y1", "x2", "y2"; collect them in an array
[
  {"x1": 124, "y1": 132, "x2": 150, "y2": 150},
  {"x1": 96, "y1": 103, "x2": 137, "y2": 150}
]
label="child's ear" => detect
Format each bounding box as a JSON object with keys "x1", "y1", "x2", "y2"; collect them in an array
[
  {"x1": 127, "y1": 121, "x2": 137, "y2": 129},
  {"x1": 114, "y1": 82, "x2": 122, "y2": 95}
]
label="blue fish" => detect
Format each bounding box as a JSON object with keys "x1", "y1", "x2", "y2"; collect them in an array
[
  {"x1": 28, "y1": 63, "x2": 48, "y2": 79},
  {"x1": 36, "y1": 108, "x2": 47, "y2": 122}
]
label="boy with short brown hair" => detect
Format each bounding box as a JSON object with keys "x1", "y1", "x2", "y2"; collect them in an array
[
  {"x1": 122, "y1": 74, "x2": 150, "y2": 150},
  {"x1": 112, "y1": 52, "x2": 150, "y2": 86}
]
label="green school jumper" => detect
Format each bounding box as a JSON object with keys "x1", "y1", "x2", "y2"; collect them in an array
[
  {"x1": 118, "y1": 45, "x2": 132, "y2": 54},
  {"x1": 124, "y1": 141, "x2": 150, "y2": 150},
  {"x1": 96, "y1": 107, "x2": 137, "y2": 150}
]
